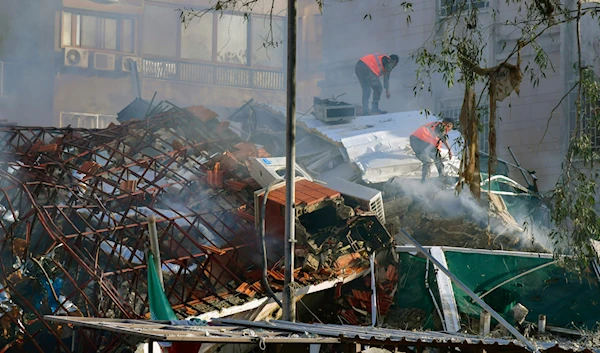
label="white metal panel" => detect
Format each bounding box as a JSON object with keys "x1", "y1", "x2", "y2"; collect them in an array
[
  {"x1": 297, "y1": 111, "x2": 462, "y2": 183},
  {"x1": 430, "y1": 247, "x2": 461, "y2": 333}
]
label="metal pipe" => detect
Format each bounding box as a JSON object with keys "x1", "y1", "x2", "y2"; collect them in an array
[
  {"x1": 400, "y1": 229, "x2": 539, "y2": 353},
  {"x1": 479, "y1": 310, "x2": 491, "y2": 336},
  {"x1": 147, "y1": 216, "x2": 164, "y2": 289},
  {"x1": 538, "y1": 315, "x2": 546, "y2": 333},
  {"x1": 507, "y1": 146, "x2": 532, "y2": 188},
  {"x1": 283, "y1": 0, "x2": 298, "y2": 323},
  {"x1": 370, "y1": 251, "x2": 377, "y2": 327},
  {"x1": 260, "y1": 180, "x2": 284, "y2": 309}
]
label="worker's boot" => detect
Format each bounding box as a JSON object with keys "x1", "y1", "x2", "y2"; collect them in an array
[
  {"x1": 371, "y1": 102, "x2": 387, "y2": 115},
  {"x1": 362, "y1": 97, "x2": 369, "y2": 115}
]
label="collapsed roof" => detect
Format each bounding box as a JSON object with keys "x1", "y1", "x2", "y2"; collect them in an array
[{"x1": 0, "y1": 103, "x2": 394, "y2": 352}]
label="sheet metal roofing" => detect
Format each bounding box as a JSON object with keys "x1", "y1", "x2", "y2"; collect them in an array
[
  {"x1": 214, "y1": 319, "x2": 598, "y2": 353},
  {"x1": 297, "y1": 111, "x2": 463, "y2": 183}
]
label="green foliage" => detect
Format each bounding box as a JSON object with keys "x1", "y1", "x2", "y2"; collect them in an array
[{"x1": 412, "y1": 0, "x2": 600, "y2": 266}]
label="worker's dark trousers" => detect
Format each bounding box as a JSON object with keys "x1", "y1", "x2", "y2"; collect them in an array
[
  {"x1": 410, "y1": 135, "x2": 444, "y2": 181},
  {"x1": 355, "y1": 61, "x2": 382, "y2": 112}
]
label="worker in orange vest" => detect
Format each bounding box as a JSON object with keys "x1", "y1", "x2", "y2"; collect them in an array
[
  {"x1": 355, "y1": 53, "x2": 399, "y2": 115},
  {"x1": 410, "y1": 118, "x2": 455, "y2": 181}
]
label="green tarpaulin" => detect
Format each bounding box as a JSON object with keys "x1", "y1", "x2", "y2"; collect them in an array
[
  {"x1": 395, "y1": 250, "x2": 600, "y2": 330},
  {"x1": 445, "y1": 251, "x2": 600, "y2": 329},
  {"x1": 147, "y1": 253, "x2": 177, "y2": 321}
]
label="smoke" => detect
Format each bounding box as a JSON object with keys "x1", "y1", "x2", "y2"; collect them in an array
[
  {"x1": 0, "y1": 0, "x2": 56, "y2": 126},
  {"x1": 386, "y1": 177, "x2": 555, "y2": 253}
]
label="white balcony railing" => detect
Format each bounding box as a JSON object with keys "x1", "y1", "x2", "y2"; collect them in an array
[{"x1": 59, "y1": 112, "x2": 118, "y2": 129}]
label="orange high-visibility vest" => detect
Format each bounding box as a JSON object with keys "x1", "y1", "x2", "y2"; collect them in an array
[
  {"x1": 360, "y1": 53, "x2": 389, "y2": 77},
  {"x1": 411, "y1": 122, "x2": 449, "y2": 150}
]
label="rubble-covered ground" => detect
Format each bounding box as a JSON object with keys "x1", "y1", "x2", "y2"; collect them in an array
[{"x1": 380, "y1": 178, "x2": 552, "y2": 253}]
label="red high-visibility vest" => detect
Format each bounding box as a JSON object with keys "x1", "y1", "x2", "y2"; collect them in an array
[
  {"x1": 411, "y1": 122, "x2": 449, "y2": 150},
  {"x1": 360, "y1": 53, "x2": 389, "y2": 77}
]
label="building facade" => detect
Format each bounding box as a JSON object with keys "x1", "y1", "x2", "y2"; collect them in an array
[
  {"x1": 0, "y1": 0, "x2": 322, "y2": 127},
  {"x1": 318, "y1": 0, "x2": 591, "y2": 192}
]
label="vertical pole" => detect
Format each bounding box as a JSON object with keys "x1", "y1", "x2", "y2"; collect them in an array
[
  {"x1": 538, "y1": 315, "x2": 546, "y2": 333},
  {"x1": 283, "y1": 0, "x2": 298, "y2": 322},
  {"x1": 479, "y1": 310, "x2": 491, "y2": 336},
  {"x1": 147, "y1": 216, "x2": 164, "y2": 289},
  {"x1": 370, "y1": 252, "x2": 377, "y2": 327}
]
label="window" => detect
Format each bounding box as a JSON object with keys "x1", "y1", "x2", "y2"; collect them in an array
[
  {"x1": 477, "y1": 106, "x2": 490, "y2": 153},
  {"x1": 181, "y1": 17, "x2": 213, "y2": 61},
  {"x1": 143, "y1": 5, "x2": 178, "y2": 57},
  {"x1": 141, "y1": 6, "x2": 284, "y2": 68},
  {"x1": 439, "y1": 103, "x2": 490, "y2": 153},
  {"x1": 569, "y1": 84, "x2": 600, "y2": 150},
  {"x1": 59, "y1": 112, "x2": 118, "y2": 129},
  {"x1": 439, "y1": 0, "x2": 489, "y2": 17},
  {"x1": 251, "y1": 16, "x2": 285, "y2": 68},
  {"x1": 217, "y1": 14, "x2": 248, "y2": 64},
  {"x1": 61, "y1": 11, "x2": 135, "y2": 53}
]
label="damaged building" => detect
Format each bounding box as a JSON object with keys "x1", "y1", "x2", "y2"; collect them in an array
[{"x1": 0, "y1": 103, "x2": 396, "y2": 352}]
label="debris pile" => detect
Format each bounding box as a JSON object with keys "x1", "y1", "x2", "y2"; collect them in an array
[
  {"x1": 382, "y1": 180, "x2": 549, "y2": 252},
  {"x1": 0, "y1": 102, "x2": 394, "y2": 352}
]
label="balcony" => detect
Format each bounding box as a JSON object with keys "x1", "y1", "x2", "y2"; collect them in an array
[
  {"x1": 142, "y1": 58, "x2": 285, "y2": 91},
  {"x1": 59, "y1": 112, "x2": 118, "y2": 129}
]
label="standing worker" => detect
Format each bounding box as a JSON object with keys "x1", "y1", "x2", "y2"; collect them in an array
[
  {"x1": 410, "y1": 118, "x2": 455, "y2": 182},
  {"x1": 355, "y1": 53, "x2": 399, "y2": 115}
]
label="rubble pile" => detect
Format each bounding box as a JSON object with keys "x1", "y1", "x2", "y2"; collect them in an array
[
  {"x1": 0, "y1": 103, "x2": 395, "y2": 352},
  {"x1": 382, "y1": 182, "x2": 549, "y2": 252}
]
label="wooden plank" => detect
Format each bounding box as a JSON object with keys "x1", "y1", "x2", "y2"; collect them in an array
[{"x1": 430, "y1": 247, "x2": 461, "y2": 333}]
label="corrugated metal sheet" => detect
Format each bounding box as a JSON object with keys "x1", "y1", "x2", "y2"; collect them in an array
[
  {"x1": 297, "y1": 111, "x2": 462, "y2": 183},
  {"x1": 214, "y1": 319, "x2": 598, "y2": 353}
]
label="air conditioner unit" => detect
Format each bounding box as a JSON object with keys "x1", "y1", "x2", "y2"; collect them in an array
[
  {"x1": 313, "y1": 97, "x2": 356, "y2": 123},
  {"x1": 122, "y1": 56, "x2": 142, "y2": 72},
  {"x1": 319, "y1": 176, "x2": 386, "y2": 225},
  {"x1": 248, "y1": 157, "x2": 313, "y2": 189},
  {"x1": 94, "y1": 52, "x2": 116, "y2": 71},
  {"x1": 64, "y1": 47, "x2": 89, "y2": 68}
]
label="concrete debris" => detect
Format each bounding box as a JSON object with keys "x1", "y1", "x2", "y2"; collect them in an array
[{"x1": 510, "y1": 303, "x2": 530, "y2": 325}]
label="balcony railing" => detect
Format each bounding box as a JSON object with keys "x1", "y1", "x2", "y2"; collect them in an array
[
  {"x1": 142, "y1": 58, "x2": 285, "y2": 91},
  {"x1": 59, "y1": 112, "x2": 118, "y2": 129}
]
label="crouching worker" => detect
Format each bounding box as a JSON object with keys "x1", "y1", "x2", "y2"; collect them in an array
[
  {"x1": 410, "y1": 118, "x2": 454, "y2": 182},
  {"x1": 355, "y1": 53, "x2": 399, "y2": 115}
]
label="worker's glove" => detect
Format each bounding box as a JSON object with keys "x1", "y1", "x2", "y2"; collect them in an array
[{"x1": 386, "y1": 90, "x2": 391, "y2": 99}]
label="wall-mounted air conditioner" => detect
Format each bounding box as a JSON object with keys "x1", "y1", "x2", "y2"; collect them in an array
[
  {"x1": 319, "y1": 176, "x2": 386, "y2": 225},
  {"x1": 64, "y1": 47, "x2": 89, "y2": 68},
  {"x1": 94, "y1": 52, "x2": 116, "y2": 71},
  {"x1": 122, "y1": 56, "x2": 142, "y2": 72},
  {"x1": 248, "y1": 157, "x2": 313, "y2": 189}
]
